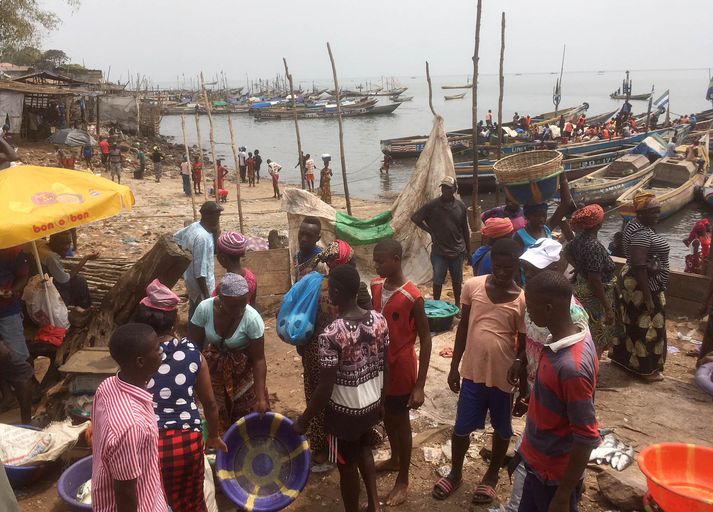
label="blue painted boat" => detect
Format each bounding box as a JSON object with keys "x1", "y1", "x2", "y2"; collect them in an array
[{"x1": 455, "y1": 146, "x2": 632, "y2": 191}]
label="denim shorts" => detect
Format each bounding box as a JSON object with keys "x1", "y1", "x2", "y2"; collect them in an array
[
  {"x1": 454, "y1": 379, "x2": 513, "y2": 439},
  {"x1": 430, "y1": 252, "x2": 465, "y2": 286},
  {"x1": 0, "y1": 312, "x2": 28, "y2": 359}
]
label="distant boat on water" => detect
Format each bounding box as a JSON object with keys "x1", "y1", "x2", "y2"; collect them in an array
[{"x1": 444, "y1": 92, "x2": 467, "y2": 100}]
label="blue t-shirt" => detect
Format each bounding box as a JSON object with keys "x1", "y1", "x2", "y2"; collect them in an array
[
  {"x1": 147, "y1": 337, "x2": 202, "y2": 431},
  {"x1": 190, "y1": 298, "x2": 265, "y2": 351}
]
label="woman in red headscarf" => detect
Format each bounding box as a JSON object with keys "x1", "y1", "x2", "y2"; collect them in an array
[
  {"x1": 215, "y1": 231, "x2": 257, "y2": 306},
  {"x1": 564, "y1": 204, "x2": 616, "y2": 355},
  {"x1": 684, "y1": 218, "x2": 711, "y2": 260}
]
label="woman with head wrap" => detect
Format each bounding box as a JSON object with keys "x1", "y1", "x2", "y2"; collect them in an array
[
  {"x1": 610, "y1": 191, "x2": 670, "y2": 381},
  {"x1": 512, "y1": 174, "x2": 575, "y2": 252},
  {"x1": 188, "y1": 273, "x2": 269, "y2": 431},
  {"x1": 563, "y1": 204, "x2": 616, "y2": 355},
  {"x1": 296, "y1": 239, "x2": 373, "y2": 469},
  {"x1": 136, "y1": 279, "x2": 226, "y2": 512},
  {"x1": 215, "y1": 231, "x2": 257, "y2": 306},
  {"x1": 470, "y1": 217, "x2": 514, "y2": 276}
]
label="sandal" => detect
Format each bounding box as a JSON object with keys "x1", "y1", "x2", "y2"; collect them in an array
[
  {"x1": 471, "y1": 484, "x2": 497, "y2": 504},
  {"x1": 432, "y1": 476, "x2": 462, "y2": 500}
]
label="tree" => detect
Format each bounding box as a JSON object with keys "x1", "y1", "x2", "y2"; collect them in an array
[
  {"x1": 0, "y1": 0, "x2": 78, "y2": 59},
  {"x1": 42, "y1": 49, "x2": 69, "y2": 68}
]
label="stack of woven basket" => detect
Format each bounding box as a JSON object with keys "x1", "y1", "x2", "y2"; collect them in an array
[{"x1": 492, "y1": 150, "x2": 564, "y2": 205}]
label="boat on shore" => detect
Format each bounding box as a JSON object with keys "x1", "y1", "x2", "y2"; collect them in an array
[
  {"x1": 609, "y1": 92, "x2": 652, "y2": 100},
  {"x1": 570, "y1": 154, "x2": 656, "y2": 206},
  {"x1": 444, "y1": 92, "x2": 466, "y2": 100},
  {"x1": 615, "y1": 158, "x2": 705, "y2": 220},
  {"x1": 703, "y1": 170, "x2": 713, "y2": 208}
]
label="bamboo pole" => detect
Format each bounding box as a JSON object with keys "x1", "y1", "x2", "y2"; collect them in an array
[
  {"x1": 226, "y1": 112, "x2": 246, "y2": 232},
  {"x1": 471, "y1": 0, "x2": 483, "y2": 230},
  {"x1": 283, "y1": 58, "x2": 306, "y2": 190},
  {"x1": 425, "y1": 62, "x2": 437, "y2": 117},
  {"x1": 193, "y1": 105, "x2": 208, "y2": 201},
  {"x1": 181, "y1": 115, "x2": 198, "y2": 221},
  {"x1": 200, "y1": 72, "x2": 219, "y2": 201},
  {"x1": 327, "y1": 42, "x2": 352, "y2": 215},
  {"x1": 496, "y1": 11, "x2": 506, "y2": 206}
]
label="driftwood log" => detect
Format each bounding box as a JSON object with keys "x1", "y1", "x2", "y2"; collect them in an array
[{"x1": 58, "y1": 234, "x2": 191, "y2": 360}]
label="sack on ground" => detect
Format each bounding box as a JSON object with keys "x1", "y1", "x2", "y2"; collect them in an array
[{"x1": 277, "y1": 271, "x2": 325, "y2": 345}]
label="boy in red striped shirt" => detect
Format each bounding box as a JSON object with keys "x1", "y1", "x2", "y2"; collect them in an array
[
  {"x1": 92, "y1": 324, "x2": 168, "y2": 512},
  {"x1": 371, "y1": 239, "x2": 432, "y2": 506},
  {"x1": 519, "y1": 271, "x2": 600, "y2": 512}
]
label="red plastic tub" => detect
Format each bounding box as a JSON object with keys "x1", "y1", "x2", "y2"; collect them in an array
[{"x1": 638, "y1": 443, "x2": 713, "y2": 512}]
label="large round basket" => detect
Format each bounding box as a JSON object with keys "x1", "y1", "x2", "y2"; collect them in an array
[
  {"x1": 216, "y1": 412, "x2": 311, "y2": 512},
  {"x1": 493, "y1": 150, "x2": 563, "y2": 205},
  {"x1": 493, "y1": 150, "x2": 563, "y2": 185}
]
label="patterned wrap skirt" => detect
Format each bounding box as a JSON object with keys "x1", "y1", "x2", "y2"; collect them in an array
[
  {"x1": 611, "y1": 265, "x2": 667, "y2": 376},
  {"x1": 573, "y1": 274, "x2": 618, "y2": 352}
]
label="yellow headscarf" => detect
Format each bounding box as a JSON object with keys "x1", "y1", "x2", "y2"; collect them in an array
[{"x1": 633, "y1": 191, "x2": 660, "y2": 212}]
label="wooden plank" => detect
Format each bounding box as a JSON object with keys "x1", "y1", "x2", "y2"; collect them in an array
[
  {"x1": 243, "y1": 248, "x2": 290, "y2": 270},
  {"x1": 255, "y1": 272, "x2": 291, "y2": 295}
]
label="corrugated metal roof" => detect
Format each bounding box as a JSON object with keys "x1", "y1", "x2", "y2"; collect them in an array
[{"x1": 0, "y1": 79, "x2": 98, "y2": 95}]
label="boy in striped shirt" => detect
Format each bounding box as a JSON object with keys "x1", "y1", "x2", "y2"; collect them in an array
[
  {"x1": 519, "y1": 271, "x2": 600, "y2": 512},
  {"x1": 92, "y1": 323, "x2": 168, "y2": 512}
]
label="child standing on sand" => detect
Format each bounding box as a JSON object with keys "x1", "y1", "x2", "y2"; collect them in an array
[
  {"x1": 294, "y1": 265, "x2": 389, "y2": 512},
  {"x1": 432, "y1": 238, "x2": 526, "y2": 506},
  {"x1": 518, "y1": 271, "x2": 599, "y2": 512},
  {"x1": 371, "y1": 239, "x2": 432, "y2": 506},
  {"x1": 247, "y1": 152, "x2": 256, "y2": 187}
]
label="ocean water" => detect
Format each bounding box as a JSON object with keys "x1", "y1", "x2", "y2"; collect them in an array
[{"x1": 160, "y1": 69, "x2": 713, "y2": 265}]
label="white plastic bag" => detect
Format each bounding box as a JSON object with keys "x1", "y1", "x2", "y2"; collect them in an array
[{"x1": 21, "y1": 274, "x2": 70, "y2": 328}]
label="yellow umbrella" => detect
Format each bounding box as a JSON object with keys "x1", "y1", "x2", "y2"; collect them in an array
[
  {"x1": 0, "y1": 165, "x2": 135, "y2": 249},
  {"x1": 0, "y1": 165, "x2": 134, "y2": 324}
]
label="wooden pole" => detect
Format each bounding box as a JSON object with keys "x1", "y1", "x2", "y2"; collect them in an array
[
  {"x1": 471, "y1": 0, "x2": 483, "y2": 230},
  {"x1": 201, "y1": 73, "x2": 220, "y2": 202},
  {"x1": 194, "y1": 81, "x2": 208, "y2": 200},
  {"x1": 425, "y1": 61, "x2": 437, "y2": 117},
  {"x1": 283, "y1": 58, "x2": 306, "y2": 190},
  {"x1": 226, "y1": 112, "x2": 246, "y2": 232},
  {"x1": 95, "y1": 97, "x2": 100, "y2": 137},
  {"x1": 327, "y1": 42, "x2": 352, "y2": 215},
  {"x1": 645, "y1": 84, "x2": 655, "y2": 135},
  {"x1": 496, "y1": 11, "x2": 506, "y2": 206},
  {"x1": 180, "y1": 115, "x2": 198, "y2": 221}
]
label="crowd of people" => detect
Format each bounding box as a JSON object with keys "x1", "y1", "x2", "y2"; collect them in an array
[{"x1": 3, "y1": 119, "x2": 713, "y2": 510}]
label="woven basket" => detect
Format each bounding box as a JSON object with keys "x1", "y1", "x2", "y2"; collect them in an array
[{"x1": 493, "y1": 150, "x2": 563, "y2": 185}]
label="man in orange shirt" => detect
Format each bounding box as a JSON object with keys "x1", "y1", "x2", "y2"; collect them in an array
[{"x1": 98, "y1": 137, "x2": 110, "y2": 171}]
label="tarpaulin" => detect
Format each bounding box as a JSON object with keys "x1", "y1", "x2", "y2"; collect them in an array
[
  {"x1": 336, "y1": 211, "x2": 393, "y2": 246},
  {"x1": 0, "y1": 91, "x2": 24, "y2": 132},
  {"x1": 98, "y1": 96, "x2": 138, "y2": 133}
]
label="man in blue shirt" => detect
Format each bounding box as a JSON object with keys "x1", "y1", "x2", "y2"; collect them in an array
[{"x1": 175, "y1": 201, "x2": 223, "y2": 319}]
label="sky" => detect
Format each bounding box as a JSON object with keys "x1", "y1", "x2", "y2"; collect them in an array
[{"x1": 41, "y1": 0, "x2": 713, "y2": 87}]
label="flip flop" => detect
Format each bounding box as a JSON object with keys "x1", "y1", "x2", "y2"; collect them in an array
[
  {"x1": 471, "y1": 484, "x2": 497, "y2": 504},
  {"x1": 432, "y1": 476, "x2": 462, "y2": 500}
]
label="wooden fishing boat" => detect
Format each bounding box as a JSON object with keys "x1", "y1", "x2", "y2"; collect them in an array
[
  {"x1": 380, "y1": 105, "x2": 585, "y2": 158},
  {"x1": 584, "y1": 109, "x2": 618, "y2": 126},
  {"x1": 444, "y1": 93, "x2": 467, "y2": 100},
  {"x1": 570, "y1": 154, "x2": 656, "y2": 206},
  {"x1": 703, "y1": 171, "x2": 713, "y2": 208},
  {"x1": 454, "y1": 146, "x2": 634, "y2": 192},
  {"x1": 615, "y1": 158, "x2": 705, "y2": 220},
  {"x1": 609, "y1": 92, "x2": 652, "y2": 100},
  {"x1": 252, "y1": 102, "x2": 401, "y2": 120},
  {"x1": 442, "y1": 84, "x2": 473, "y2": 89},
  {"x1": 556, "y1": 127, "x2": 675, "y2": 156},
  {"x1": 391, "y1": 95, "x2": 413, "y2": 102}
]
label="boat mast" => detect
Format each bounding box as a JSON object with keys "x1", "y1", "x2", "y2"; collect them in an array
[
  {"x1": 553, "y1": 44, "x2": 565, "y2": 116},
  {"x1": 645, "y1": 84, "x2": 655, "y2": 135},
  {"x1": 622, "y1": 70, "x2": 632, "y2": 102}
]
